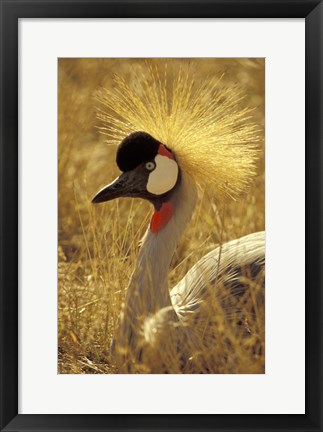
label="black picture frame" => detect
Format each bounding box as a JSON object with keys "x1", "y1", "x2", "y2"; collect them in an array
[{"x1": 1, "y1": 1, "x2": 322, "y2": 431}]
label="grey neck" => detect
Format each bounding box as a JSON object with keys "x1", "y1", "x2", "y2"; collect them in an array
[{"x1": 124, "y1": 173, "x2": 198, "y2": 317}]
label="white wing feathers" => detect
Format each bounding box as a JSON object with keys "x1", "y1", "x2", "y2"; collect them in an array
[{"x1": 171, "y1": 231, "x2": 265, "y2": 316}]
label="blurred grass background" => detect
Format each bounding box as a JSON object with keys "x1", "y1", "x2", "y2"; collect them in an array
[{"x1": 58, "y1": 58, "x2": 265, "y2": 374}]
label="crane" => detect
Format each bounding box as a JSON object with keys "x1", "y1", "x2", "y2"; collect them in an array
[{"x1": 92, "y1": 63, "x2": 265, "y2": 373}]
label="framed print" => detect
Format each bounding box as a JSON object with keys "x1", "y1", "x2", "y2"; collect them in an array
[
  {"x1": 1, "y1": 1, "x2": 322, "y2": 431},
  {"x1": 58, "y1": 57, "x2": 266, "y2": 377}
]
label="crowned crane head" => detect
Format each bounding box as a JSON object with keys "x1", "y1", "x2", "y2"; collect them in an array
[
  {"x1": 92, "y1": 131, "x2": 180, "y2": 207},
  {"x1": 92, "y1": 62, "x2": 261, "y2": 229}
]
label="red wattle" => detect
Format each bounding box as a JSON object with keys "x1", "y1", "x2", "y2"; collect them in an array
[{"x1": 150, "y1": 202, "x2": 174, "y2": 233}]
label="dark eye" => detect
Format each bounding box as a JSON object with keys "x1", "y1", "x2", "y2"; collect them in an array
[{"x1": 145, "y1": 161, "x2": 156, "y2": 171}]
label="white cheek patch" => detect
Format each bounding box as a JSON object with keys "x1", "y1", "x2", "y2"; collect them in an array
[{"x1": 147, "y1": 155, "x2": 179, "y2": 195}]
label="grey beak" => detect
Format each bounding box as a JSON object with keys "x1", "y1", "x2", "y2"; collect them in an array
[{"x1": 92, "y1": 172, "x2": 132, "y2": 204}]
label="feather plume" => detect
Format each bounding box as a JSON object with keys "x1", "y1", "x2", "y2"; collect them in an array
[{"x1": 95, "y1": 61, "x2": 261, "y2": 200}]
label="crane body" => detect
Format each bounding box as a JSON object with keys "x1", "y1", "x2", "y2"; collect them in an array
[{"x1": 92, "y1": 65, "x2": 265, "y2": 373}]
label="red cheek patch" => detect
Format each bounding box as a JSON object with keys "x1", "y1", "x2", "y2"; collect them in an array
[
  {"x1": 150, "y1": 202, "x2": 174, "y2": 233},
  {"x1": 158, "y1": 144, "x2": 174, "y2": 160}
]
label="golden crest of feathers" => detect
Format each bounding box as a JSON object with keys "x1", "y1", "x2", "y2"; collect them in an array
[{"x1": 95, "y1": 62, "x2": 261, "y2": 200}]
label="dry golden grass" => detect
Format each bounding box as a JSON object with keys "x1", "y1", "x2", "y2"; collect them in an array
[{"x1": 58, "y1": 58, "x2": 265, "y2": 374}]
